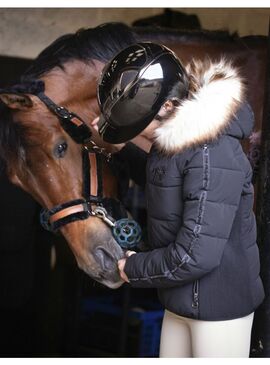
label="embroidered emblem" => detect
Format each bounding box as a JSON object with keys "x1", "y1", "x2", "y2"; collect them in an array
[{"x1": 152, "y1": 166, "x2": 166, "y2": 182}]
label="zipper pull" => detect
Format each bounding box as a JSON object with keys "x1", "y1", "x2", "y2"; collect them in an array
[
  {"x1": 192, "y1": 293, "x2": 199, "y2": 308},
  {"x1": 203, "y1": 144, "x2": 208, "y2": 150},
  {"x1": 192, "y1": 280, "x2": 199, "y2": 308}
]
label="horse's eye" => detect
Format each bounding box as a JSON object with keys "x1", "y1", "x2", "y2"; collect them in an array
[{"x1": 54, "y1": 141, "x2": 68, "y2": 158}]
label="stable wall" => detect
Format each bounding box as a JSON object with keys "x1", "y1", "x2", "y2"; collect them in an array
[{"x1": 0, "y1": 8, "x2": 269, "y2": 59}]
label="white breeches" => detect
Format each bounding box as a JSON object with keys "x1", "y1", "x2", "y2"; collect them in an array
[{"x1": 159, "y1": 309, "x2": 254, "y2": 358}]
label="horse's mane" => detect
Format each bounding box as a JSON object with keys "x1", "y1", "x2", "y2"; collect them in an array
[
  {"x1": 22, "y1": 22, "x2": 242, "y2": 81},
  {"x1": 22, "y1": 22, "x2": 139, "y2": 80}
]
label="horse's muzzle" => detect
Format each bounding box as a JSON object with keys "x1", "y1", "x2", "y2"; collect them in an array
[{"x1": 91, "y1": 238, "x2": 124, "y2": 287}]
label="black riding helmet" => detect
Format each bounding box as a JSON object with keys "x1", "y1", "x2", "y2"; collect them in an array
[{"x1": 97, "y1": 42, "x2": 189, "y2": 144}]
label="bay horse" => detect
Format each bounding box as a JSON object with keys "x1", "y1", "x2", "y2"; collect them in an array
[{"x1": 0, "y1": 23, "x2": 267, "y2": 288}]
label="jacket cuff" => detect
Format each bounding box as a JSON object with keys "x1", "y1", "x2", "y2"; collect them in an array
[
  {"x1": 124, "y1": 253, "x2": 151, "y2": 288},
  {"x1": 124, "y1": 253, "x2": 138, "y2": 278},
  {"x1": 124, "y1": 252, "x2": 145, "y2": 281}
]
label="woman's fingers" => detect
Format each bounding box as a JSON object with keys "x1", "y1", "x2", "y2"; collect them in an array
[
  {"x1": 125, "y1": 250, "x2": 137, "y2": 257},
  {"x1": 117, "y1": 258, "x2": 130, "y2": 282}
]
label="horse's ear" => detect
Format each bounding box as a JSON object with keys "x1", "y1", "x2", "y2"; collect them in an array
[{"x1": 0, "y1": 93, "x2": 33, "y2": 110}]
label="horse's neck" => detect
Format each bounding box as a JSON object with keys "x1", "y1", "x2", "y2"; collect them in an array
[{"x1": 41, "y1": 60, "x2": 102, "y2": 104}]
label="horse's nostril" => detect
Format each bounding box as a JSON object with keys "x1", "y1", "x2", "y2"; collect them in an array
[{"x1": 94, "y1": 247, "x2": 116, "y2": 271}]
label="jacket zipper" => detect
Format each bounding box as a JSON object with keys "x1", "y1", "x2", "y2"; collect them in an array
[
  {"x1": 192, "y1": 280, "x2": 199, "y2": 309},
  {"x1": 191, "y1": 146, "x2": 207, "y2": 310}
]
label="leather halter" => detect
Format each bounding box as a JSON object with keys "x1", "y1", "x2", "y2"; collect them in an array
[{"x1": 36, "y1": 92, "x2": 127, "y2": 232}]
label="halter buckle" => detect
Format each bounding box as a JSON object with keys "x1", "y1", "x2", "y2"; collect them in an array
[
  {"x1": 55, "y1": 106, "x2": 72, "y2": 119},
  {"x1": 84, "y1": 140, "x2": 112, "y2": 161}
]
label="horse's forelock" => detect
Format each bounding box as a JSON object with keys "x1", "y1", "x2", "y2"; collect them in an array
[{"x1": 19, "y1": 22, "x2": 252, "y2": 82}]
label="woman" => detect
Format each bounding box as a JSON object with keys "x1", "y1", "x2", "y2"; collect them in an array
[{"x1": 95, "y1": 42, "x2": 265, "y2": 357}]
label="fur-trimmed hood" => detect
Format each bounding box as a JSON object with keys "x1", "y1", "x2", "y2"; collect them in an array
[{"x1": 154, "y1": 58, "x2": 251, "y2": 154}]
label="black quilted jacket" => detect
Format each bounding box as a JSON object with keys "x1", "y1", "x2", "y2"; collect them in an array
[{"x1": 117, "y1": 60, "x2": 265, "y2": 320}]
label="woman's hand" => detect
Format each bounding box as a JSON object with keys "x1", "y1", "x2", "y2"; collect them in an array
[{"x1": 118, "y1": 250, "x2": 136, "y2": 283}]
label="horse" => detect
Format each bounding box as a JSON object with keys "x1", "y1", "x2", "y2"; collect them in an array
[{"x1": 0, "y1": 22, "x2": 267, "y2": 288}]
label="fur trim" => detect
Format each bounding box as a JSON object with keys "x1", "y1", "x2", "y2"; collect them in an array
[{"x1": 154, "y1": 58, "x2": 245, "y2": 154}]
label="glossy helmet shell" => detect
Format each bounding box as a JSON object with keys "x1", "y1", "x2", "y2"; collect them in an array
[{"x1": 97, "y1": 42, "x2": 189, "y2": 143}]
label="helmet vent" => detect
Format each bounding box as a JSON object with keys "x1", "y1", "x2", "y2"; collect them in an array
[{"x1": 126, "y1": 49, "x2": 145, "y2": 64}]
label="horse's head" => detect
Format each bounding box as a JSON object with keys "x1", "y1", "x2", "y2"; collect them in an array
[{"x1": 0, "y1": 61, "x2": 126, "y2": 288}]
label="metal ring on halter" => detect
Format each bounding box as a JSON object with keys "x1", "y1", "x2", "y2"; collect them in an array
[{"x1": 91, "y1": 207, "x2": 142, "y2": 249}]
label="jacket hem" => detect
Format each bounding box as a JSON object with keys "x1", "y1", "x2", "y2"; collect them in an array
[{"x1": 163, "y1": 306, "x2": 261, "y2": 322}]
